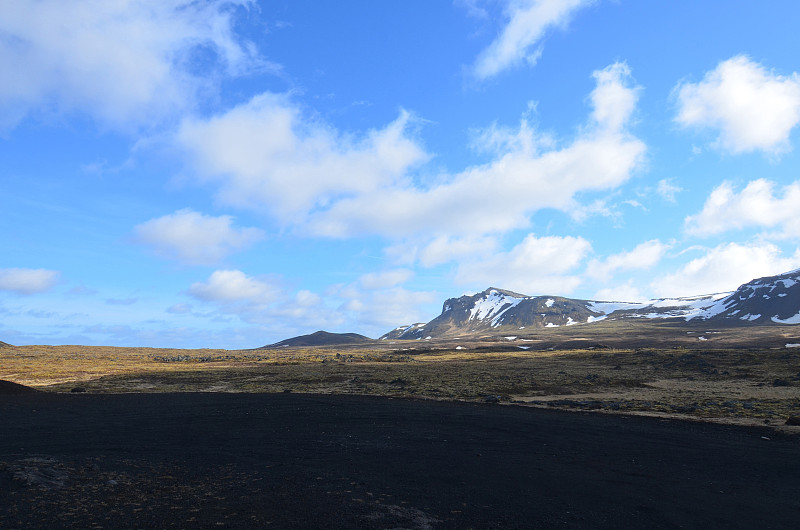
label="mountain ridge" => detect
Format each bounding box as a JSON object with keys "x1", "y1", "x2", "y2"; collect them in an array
[
  {"x1": 381, "y1": 268, "x2": 800, "y2": 340},
  {"x1": 249, "y1": 269, "x2": 800, "y2": 347}
]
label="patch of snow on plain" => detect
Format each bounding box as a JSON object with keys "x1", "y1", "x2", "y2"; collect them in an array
[
  {"x1": 518, "y1": 346, "x2": 531, "y2": 350},
  {"x1": 587, "y1": 315, "x2": 607, "y2": 323},
  {"x1": 456, "y1": 346, "x2": 464, "y2": 350},
  {"x1": 545, "y1": 299, "x2": 555, "y2": 307},
  {"x1": 545, "y1": 322, "x2": 559, "y2": 328},
  {"x1": 504, "y1": 336, "x2": 517, "y2": 341},
  {"x1": 785, "y1": 343, "x2": 800, "y2": 348},
  {"x1": 424, "y1": 336, "x2": 432, "y2": 340},
  {"x1": 772, "y1": 313, "x2": 800, "y2": 324},
  {"x1": 566, "y1": 317, "x2": 576, "y2": 326},
  {"x1": 698, "y1": 336, "x2": 708, "y2": 341}
]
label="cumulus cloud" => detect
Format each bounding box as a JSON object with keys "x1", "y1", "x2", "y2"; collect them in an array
[
  {"x1": 177, "y1": 95, "x2": 428, "y2": 222},
  {"x1": 685, "y1": 179, "x2": 800, "y2": 238},
  {"x1": 188, "y1": 270, "x2": 279, "y2": 302},
  {"x1": 133, "y1": 209, "x2": 263, "y2": 265},
  {"x1": 456, "y1": 233, "x2": 592, "y2": 295},
  {"x1": 184, "y1": 269, "x2": 434, "y2": 337},
  {"x1": 650, "y1": 242, "x2": 800, "y2": 298},
  {"x1": 656, "y1": 178, "x2": 682, "y2": 202},
  {"x1": 187, "y1": 271, "x2": 337, "y2": 329},
  {"x1": 586, "y1": 239, "x2": 670, "y2": 281},
  {"x1": 0, "y1": 0, "x2": 262, "y2": 131},
  {"x1": 675, "y1": 56, "x2": 800, "y2": 155},
  {"x1": 593, "y1": 281, "x2": 648, "y2": 303},
  {"x1": 334, "y1": 284, "x2": 439, "y2": 330},
  {"x1": 472, "y1": 0, "x2": 595, "y2": 79},
  {"x1": 308, "y1": 62, "x2": 645, "y2": 238},
  {"x1": 418, "y1": 235, "x2": 500, "y2": 268},
  {"x1": 0, "y1": 268, "x2": 60, "y2": 295}
]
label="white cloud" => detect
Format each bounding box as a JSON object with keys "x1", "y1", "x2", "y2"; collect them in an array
[
  {"x1": 456, "y1": 0, "x2": 490, "y2": 19},
  {"x1": 295, "y1": 290, "x2": 322, "y2": 308},
  {"x1": 133, "y1": 209, "x2": 263, "y2": 265},
  {"x1": 177, "y1": 94, "x2": 428, "y2": 222},
  {"x1": 591, "y1": 62, "x2": 639, "y2": 131},
  {"x1": 418, "y1": 235, "x2": 500, "y2": 267},
  {"x1": 0, "y1": 268, "x2": 60, "y2": 295},
  {"x1": 335, "y1": 285, "x2": 438, "y2": 329},
  {"x1": 0, "y1": 0, "x2": 262, "y2": 131},
  {"x1": 650, "y1": 242, "x2": 800, "y2": 298},
  {"x1": 167, "y1": 303, "x2": 193, "y2": 314},
  {"x1": 656, "y1": 178, "x2": 682, "y2": 202},
  {"x1": 594, "y1": 281, "x2": 647, "y2": 303},
  {"x1": 685, "y1": 179, "x2": 800, "y2": 238},
  {"x1": 586, "y1": 239, "x2": 670, "y2": 281},
  {"x1": 185, "y1": 270, "x2": 435, "y2": 338},
  {"x1": 675, "y1": 56, "x2": 800, "y2": 155},
  {"x1": 358, "y1": 269, "x2": 414, "y2": 290},
  {"x1": 309, "y1": 62, "x2": 645, "y2": 238},
  {"x1": 188, "y1": 270, "x2": 279, "y2": 302},
  {"x1": 472, "y1": 0, "x2": 595, "y2": 79},
  {"x1": 456, "y1": 233, "x2": 592, "y2": 295}
]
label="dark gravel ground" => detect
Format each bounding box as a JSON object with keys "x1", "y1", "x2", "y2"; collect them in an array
[{"x1": 1, "y1": 392, "x2": 799, "y2": 529}]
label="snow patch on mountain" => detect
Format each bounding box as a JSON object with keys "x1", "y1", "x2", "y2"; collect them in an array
[
  {"x1": 587, "y1": 292, "x2": 732, "y2": 321},
  {"x1": 469, "y1": 289, "x2": 524, "y2": 327},
  {"x1": 773, "y1": 312, "x2": 800, "y2": 324}
]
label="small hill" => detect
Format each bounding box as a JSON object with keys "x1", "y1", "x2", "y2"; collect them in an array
[
  {"x1": 264, "y1": 330, "x2": 374, "y2": 348},
  {"x1": 0, "y1": 340, "x2": 11, "y2": 347},
  {"x1": 0, "y1": 380, "x2": 38, "y2": 394}
]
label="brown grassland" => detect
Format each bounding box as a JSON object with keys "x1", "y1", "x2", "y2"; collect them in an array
[{"x1": 2, "y1": 321, "x2": 800, "y2": 430}]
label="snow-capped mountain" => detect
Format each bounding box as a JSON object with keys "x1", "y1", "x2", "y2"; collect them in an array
[
  {"x1": 698, "y1": 269, "x2": 800, "y2": 324},
  {"x1": 381, "y1": 269, "x2": 800, "y2": 340},
  {"x1": 381, "y1": 287, "x2": 604, "y2": 340}
]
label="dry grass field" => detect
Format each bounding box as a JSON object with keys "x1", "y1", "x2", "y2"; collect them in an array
[{"x1": 2, "y1": 321, "x2": 800, "y2": 429}]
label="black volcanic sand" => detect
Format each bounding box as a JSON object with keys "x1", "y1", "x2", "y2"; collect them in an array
[{"x1": 1, "y1": 393, "x2": 799, "y2": 529}]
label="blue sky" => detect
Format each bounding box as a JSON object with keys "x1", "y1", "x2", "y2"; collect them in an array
[{"x1": 3, "y1": 0, "x2": 800, "y2": 348}]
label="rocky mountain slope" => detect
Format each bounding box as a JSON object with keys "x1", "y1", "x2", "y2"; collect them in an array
[{"x1": 382, "y1": 269, "x2": 800, "y2": 340}]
